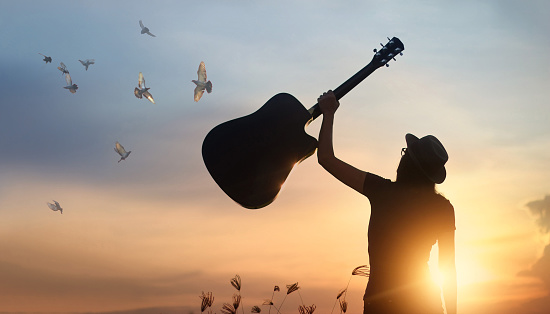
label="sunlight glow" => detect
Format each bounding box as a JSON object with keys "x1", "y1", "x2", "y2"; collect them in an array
[
  {"x1": 455, "y1": 256, "x2": 494, "y2": 287},
  {"x1": 429, "y1": 244, "x2": 494, "y2": 288}
]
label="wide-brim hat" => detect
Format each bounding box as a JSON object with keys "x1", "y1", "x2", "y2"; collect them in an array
[{"x1": 405, "y1": 133, "x2": 448, "y2": 184}]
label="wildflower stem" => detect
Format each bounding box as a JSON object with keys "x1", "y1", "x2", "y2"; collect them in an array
[
  {"x1": 279, "y1": 294, "x2": 288, "y2": 312},
  {"x1": 271, "y1": 304, "x2": 282, "y2": 314},
  {"x1": 331, "y1": 299, "x2": 338, "y2": 314},
  {"x1": 269, "y1": 290, "x2": 275, "y2": 314},
  {"x1": 298, "y1": 290, "x2": 305, "y2": 306},
  {"x1": 240, "y1": 292, "x2": 245, "y2": 314},
  {"x1": 343, "y1": 275, "x2": 352, "y2": 300}
]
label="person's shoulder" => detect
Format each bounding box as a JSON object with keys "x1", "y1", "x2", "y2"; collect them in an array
[
  {"x1": 434, "y1": 192, "x2": 451, "y2": 203},
  {"x1": 362, "y1": 172, "x2": 392, "y2": 197},
  {"x1": 364, "y1": 172, "x2": 392, "y2": 186},
  {"x1": 434, "y1": 193, "x2": 454, "y2": 213},
  {"x1": 433, "y1": 193, "x2": 455, "y2": 229}
]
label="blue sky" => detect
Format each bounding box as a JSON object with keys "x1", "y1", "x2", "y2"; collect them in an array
[{"x1": 1, "y1": 1, "x2": 550, "y2": 313}]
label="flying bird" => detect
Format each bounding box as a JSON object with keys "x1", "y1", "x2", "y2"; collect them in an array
[
  {"x1": 134, "y1": 72, "x2": 155, "y2": 103},
  {"x1": 78, "y1": 59, "x2": 95, "y2": 71},
  {"x1": 57, "y1": 62, "x2": 69, "y2": 75},
  {"x1": 114, "y1": 141, "x2": 131, "y2": 162},
  {"x1": 63, "y1": 73, "x2": 78, "y2": 93},
  {"x1": 192, "y1": 61, "x2": 212, "y2": 102},
  {"x1": 139, "y1": 20, "x2": 156, "y2": 37},
  {"x1": 39, "y1": 53, "x2": 52, "y2": 63},
  {"x1": 47, "y1": 200, "x2": 63, "y2": 214}
]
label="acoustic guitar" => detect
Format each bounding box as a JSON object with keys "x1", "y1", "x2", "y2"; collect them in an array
[{"x1": 202, "y1": 37, "x2": 404, "y2": 209}]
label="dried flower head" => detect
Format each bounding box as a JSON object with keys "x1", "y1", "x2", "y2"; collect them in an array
[
  {"x1": 221, "y1": 303, "x2": 237, "y2": 314},
  {"x1": 298, "y1": 304, "x2": 316, "y2": 314},
  {"x1": 274, "y1": 285, "x2": 280, "y2": 292},
  {"x1": 336, "y1": 288, "x2": 347, "y2": 299},
  {"x1": 339, "y1": 299, "x2": 348, "y2": 313},
  {"x1": 262, "y1": 299, "x2": 274, "y2": 306},
  {"x1": 351, "y1": 265, "x2": 370, "y2": 277},
  {"x1": 233, "y1": 294, "x2": 241, "y2": 310},
  {"x1": 251, "y1": 305, "x2": 262, "y2": 313},
  {"x1": 286, "y1": 282, "x2": 300, "y2": 295},
  {"x1": 199, "y1": 291, "x2": 214, "y2": 312},
  {"x1": 230, "y1": 274, "x2": 242, "y2": 291}
]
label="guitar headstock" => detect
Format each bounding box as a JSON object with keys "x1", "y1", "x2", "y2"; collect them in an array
[{"x1": 372, "y1": 37, "x2": 404, "y2": 68}]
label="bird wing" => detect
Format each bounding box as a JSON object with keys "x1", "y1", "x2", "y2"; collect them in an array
[
  {"x1": 65, "y1": 73, "x2": 72, "y2": 85},
  {"x1": 147, "y1": 31, "x2": 156, "y2": 37},
  {"x1": 79, "y1": 60, "x2": 85, "y2": 65},
  {"x1": 194, "y1": 86, "x2": 205, "y2": 102},
  {"x1": 197, "y1": 62, "x2": 207, "y2": 82},
  {"x1": 138, "y1": 72, "x2": 145, "y2": 89},
  {"x1": 134, "y1": 87, "x2": 142, "y2": 99},
  {"x1": 139, "y1": 20, "x2": 145, "y2": 29},
  {"x1": 47, "y1": 202, "x2": 57, "y2": 210},
  {"x1": 115, "y1": 142, "x2": 127, "y2": 155},
  {"x1": 143, "y1": 91, "x2": 155, "y2": 104},
  {"x1": 88, "y1": 59, "x2": 95, "y2": 64}
]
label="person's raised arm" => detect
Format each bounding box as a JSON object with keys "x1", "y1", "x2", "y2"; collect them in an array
[
  {"x1": 317, "y1": 90, "x2": 366, "y2": 194},
  {"x1": 438, "y1": 230, "x2": 457, "y2": 314}
]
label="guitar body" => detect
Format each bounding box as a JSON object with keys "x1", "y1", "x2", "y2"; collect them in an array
[
  {"x1": 202, "y1": 37, "x2": 404, "y2": 209},
  {"x1": 202, "y1": 93, "x2": 318, "y2": 209}
]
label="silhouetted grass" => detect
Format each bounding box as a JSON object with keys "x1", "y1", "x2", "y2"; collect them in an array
[{"x1": 200, "y1": 266, "x2": 369, "y2": 313}]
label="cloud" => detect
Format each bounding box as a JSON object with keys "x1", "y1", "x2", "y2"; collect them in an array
[
  {"x1": 529, "y1": 245, "x2": 550, "y2": 288},
  {"x1": 525, "y1": 195, "x2": 550, "y2": 234},
  {"x1": 519, "y1": 195, "x2": 550, "y2": 289},
  {"x1": 511, "y1": 294, "x2": 550, "y2": 314}
]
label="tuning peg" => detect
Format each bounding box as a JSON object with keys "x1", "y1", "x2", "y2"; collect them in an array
[
  {"x1": 392, "y1": 47, "x2": 404, "y2": 57},
  {"x1": 385, "y1": 64, "x2": 390, "y2": 67},
  {"x1": 373, "y1": 48, "x2": 377, "y2": 53}
]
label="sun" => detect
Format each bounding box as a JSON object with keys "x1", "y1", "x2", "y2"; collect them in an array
[{"x1": 429, "y1": 245, "x2": 494, "y2": 288}]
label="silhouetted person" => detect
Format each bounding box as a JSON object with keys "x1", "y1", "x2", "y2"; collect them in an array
[{"x1": 317, "y1": 90, "x2": 456, "y2": 314}]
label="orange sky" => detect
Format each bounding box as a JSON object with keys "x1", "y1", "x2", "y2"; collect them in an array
[{"x1": 1, "y1": 1, "x2": 549, "y2": 313}]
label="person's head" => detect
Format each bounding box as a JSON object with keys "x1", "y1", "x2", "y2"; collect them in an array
[{"x1": 396, "y1": 134, "x2": 448, "y2": 188}]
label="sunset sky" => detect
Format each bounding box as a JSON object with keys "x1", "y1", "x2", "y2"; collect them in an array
[{"x1": 1, "y1": 1, "x2": 549, "y2": 313}]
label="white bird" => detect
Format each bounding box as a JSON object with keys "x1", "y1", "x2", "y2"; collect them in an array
[
  {"x1": 192, "y1": 61, "x2": 212, "y2": 102},
  {"x1": 63, "y1": 73, "x2": 78, "y2": 93},
  {"x1": 47, "y1": 200, "x2": 63, "y2": 214},
  {"x1": 78, "y1": 59, "x2": 95, "y2": 71},
  {"x1": 114, "y1": 141, "x2": 131, "y2": 162},
  {"x1": 57, "y1": 62, "x2": 69, "y2": 75},
  {"x1": 139, "y1": 20, "x2": 156, "y2": 37},
  {"x1": 134, "y1": 72, "x2": 155, "y2": 103}
]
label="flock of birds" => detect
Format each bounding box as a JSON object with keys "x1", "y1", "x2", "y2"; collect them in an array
[
  {"x1": 45, "y1": 20, "x2": 213, "y2": 214},
  {"x1": 39, "y1": 54, "x2": 92, "y2": 94}
]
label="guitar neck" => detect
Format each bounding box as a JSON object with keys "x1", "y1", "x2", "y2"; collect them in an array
[{"x1": 308, "y1": 37, "x2": 404, "y2": 120}]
